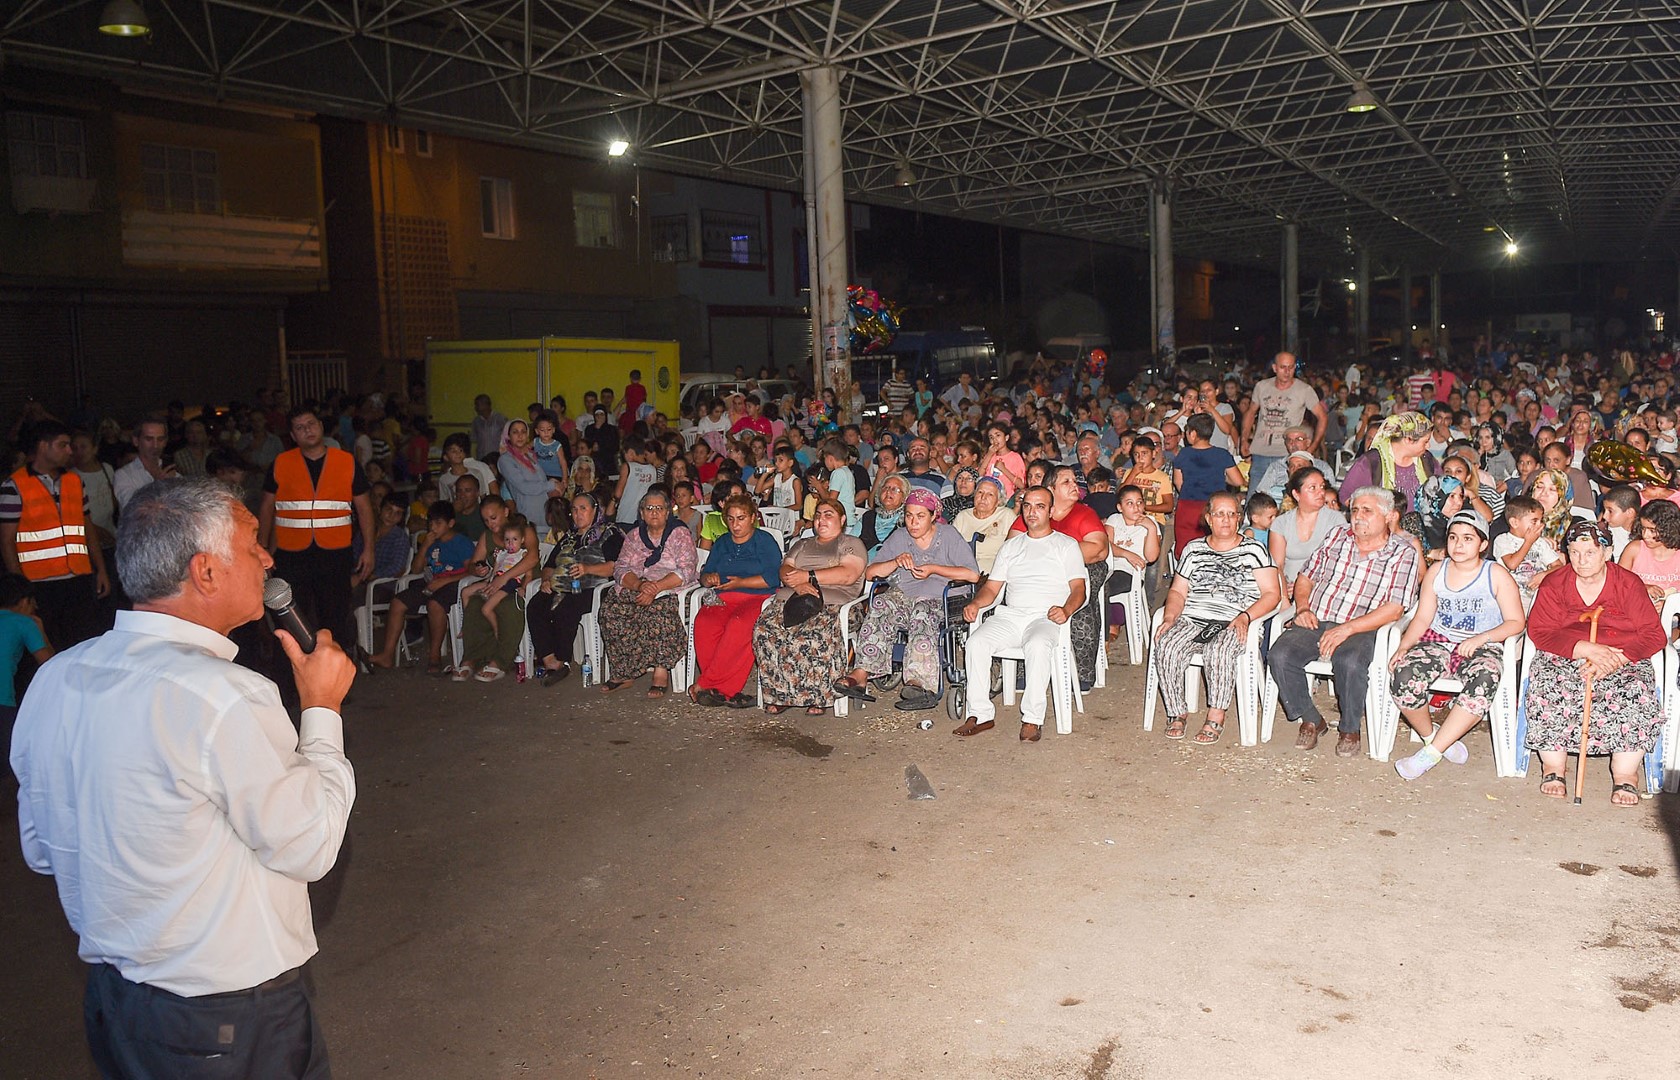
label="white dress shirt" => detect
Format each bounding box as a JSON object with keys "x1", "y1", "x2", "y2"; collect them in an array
[
  {"x1": 11, "y1": 610, "x2": 355, "y2": 996},
  {"x1": 112, "y1": 457, "x2": 158, "y2": 511}
]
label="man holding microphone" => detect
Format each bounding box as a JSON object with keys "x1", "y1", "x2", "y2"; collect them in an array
[{"x1": 11, "y1": 477, "x2": 356, "y2": 1078}]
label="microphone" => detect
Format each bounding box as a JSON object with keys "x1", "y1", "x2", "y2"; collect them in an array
[{"x1": 263, "y1": 577, "x2": 316, "y2": 654}]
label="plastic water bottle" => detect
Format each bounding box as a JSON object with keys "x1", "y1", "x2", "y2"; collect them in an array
[
  {"x1": 569, "y1": 574, "x2": 581, "y2": 593},
  {"x1": 581, "y1": 660, "x2": 593, "y2": 686}
]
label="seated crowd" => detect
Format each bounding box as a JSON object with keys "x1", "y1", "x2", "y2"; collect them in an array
[{"x1": 7, "y1": 344, "x2": 1680, "y2": 798}]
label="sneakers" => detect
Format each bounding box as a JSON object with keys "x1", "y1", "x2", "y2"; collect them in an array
[
  {"x1": 1394, "y1": 744, "x2": 1444, "y2": 780},
  {"x1": 1441, "y1": 740, "x2": 1469, "y2": 765}
]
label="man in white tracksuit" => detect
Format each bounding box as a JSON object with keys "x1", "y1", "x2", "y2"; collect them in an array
[{"x1": 953, "y1": 485, "x2": 1088, "y2": 743}]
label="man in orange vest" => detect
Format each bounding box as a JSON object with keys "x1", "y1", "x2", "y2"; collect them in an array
[
  {"x1": 0, "y1": 420, "x2": 111, "y2": 648},
  {"x1": 258, "y1": 406, "x2": 375, "y2": 653}
]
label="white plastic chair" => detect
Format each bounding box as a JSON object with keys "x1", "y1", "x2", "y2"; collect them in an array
[
  {"x1": 1143, "y1": 601, "x2": 1277, "y2": 746},
  {"x1": 972, "y1": 593, "x2": 1084, "y2": 735},
  {"x1": 754, "y1": 590, "x2": 875, "y2": 717},
  {"x1": 1259, "y1": 615, "x2": 1403, "y2": 758},
  {"x1": 1105, "y1": 551, "x2": 1151, "y2": 667},
  {"x1": 1646, "y1": 594, "x2": 1680, "y2": 793},
  {"x1": 759, "y1": 506, "x2": 798, "y2": 534},
  {"x1": 1364, "y1": 613, "x2": 1525, "y2": 775},
  {"x1": 355, "y1": 571, "x2": 424, "y2": 662}
]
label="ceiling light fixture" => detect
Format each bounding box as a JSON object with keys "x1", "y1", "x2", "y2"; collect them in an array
[
  {"x1": 1345, "y1": 81, "x2": 1379, "y2": 114},
  {"x1": 98, "y1": 0, "x2": 151, "y2": 36},
  {"x1": 607, "y1": 139, "x2": 629, "y2": 157},
  {"x1": 893, "y1": 162, "x2": 917, "y2": 188},
  {"x1": 1504, "y1": 240, "x2": 1520, "y2": 256}
]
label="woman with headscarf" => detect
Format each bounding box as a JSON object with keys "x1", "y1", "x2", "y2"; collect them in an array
[
  {"x1": 1338, "y1": 410, "x2": 1438, "y2": 508},
  {"x1": 1528, "y1": 467, "x2": 1575, "y2": 551},
  {"x1": 598, "y1": 484, "x2": 700, "y2": 697},
  {"x1": 1524, "y1": 520, "x2": 1666, "y2": 805},
  {"x1": 942, "y1": 465, "x2": 980, "y2": 522},
  {"x1": 1477, "y1": 423, "x2": 1516, "y2": 483},
  {"x1": 836, "y1": 487, "x2": 980, "y2": 711},
  {"x1": 527, "y1": 492, "x2": 623, "y2": 683},
  {"x1": 862, "y1": 474, "x2": 909, "y2": 555},
  {"x1": 497, "y1": 418, "x2": 562, "y2": 524}
]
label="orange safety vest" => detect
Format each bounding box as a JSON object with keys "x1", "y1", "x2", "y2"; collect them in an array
[
  {"x1": 272, "y1": 448, "x2": 355, "y2": 551},
  {"x1": 11, "y1": 468, "x2": 91, "y2": 579}
]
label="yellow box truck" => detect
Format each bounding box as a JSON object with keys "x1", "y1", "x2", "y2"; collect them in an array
[{"x1": 425, "y1": 337, "x2": 681, "y2": 444}]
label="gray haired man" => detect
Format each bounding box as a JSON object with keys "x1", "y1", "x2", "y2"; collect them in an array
[
  {"x1": 12, "y1": 478, "x2": 356, "y2": 1078},
  {"x1": 1265, "y1": 486, "x2": 1420, "y2": 757}
]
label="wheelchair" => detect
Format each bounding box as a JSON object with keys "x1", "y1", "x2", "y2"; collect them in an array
[{"x1": 858, "y1": 578, "x2": 979, "y2": 721}]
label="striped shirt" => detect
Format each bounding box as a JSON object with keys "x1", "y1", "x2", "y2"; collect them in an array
[
  {"x1": 0, "y1": 471, "x2": 91, "y2": 524},
  {"x1": 1175, "y1": 537, "x2": 1274, "y2": 621},
  {"x1": 1299, "y1": 525, "x2": 1420, "y2": 625}
]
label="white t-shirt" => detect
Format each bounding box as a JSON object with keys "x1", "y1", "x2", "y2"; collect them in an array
[
  {"x1": 989, "y1": 530, "x2": 1087, "y2": 613},
  {"x1": 437, "y1": 459, "x2": 497, "y2": 501},
  {"x1": 1491, "y1": 532, "x2": 1561, "y2": 593},
  {"x1": 1105, "y1": 514, "x2": 1156, "y2": 560},
  {"x1": 1250, "y1": 378, "x2": 1320, "y2": 456}
]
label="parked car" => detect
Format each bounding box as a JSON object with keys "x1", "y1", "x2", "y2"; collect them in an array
[{"x1": 678, "y1": 374, "x2": 797, "y2": 416}]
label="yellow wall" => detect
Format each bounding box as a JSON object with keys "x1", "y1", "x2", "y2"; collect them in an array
[{"x1": 427, "y1": 337, "x2": 680, "y2": 441}]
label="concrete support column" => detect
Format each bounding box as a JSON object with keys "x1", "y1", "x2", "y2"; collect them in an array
[
  {"x1": 1429, "y1": 272, "x2": 1443, "y2": 355},
  {"x1": 801, "y1": 66, "x2": 850, "y2": 395},
  {"x1": 1151, "y1": 183, "x2": 1175, "y2": 357},
  {"x1": 1400, "y1": 263, "x2": 1413, "y2": 366},
  {"x1": 1282, "y1": 222, "x2": 1300, "y2": 356},
  {"x1": 1356, "y1": 249, "x2": 1370, "y2": 358}
]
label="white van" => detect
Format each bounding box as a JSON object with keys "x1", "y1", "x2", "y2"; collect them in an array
[{"x1": 679, "y1": 374, "x2": 797, "y2": 417}]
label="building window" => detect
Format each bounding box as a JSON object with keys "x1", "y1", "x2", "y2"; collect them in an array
[
  {"x1": 650, "y1": 213, "x2": 690, "y2": 262},
  {"x1": 480, "y1": 176, "x2": 515, "y2": 239},
  {"x1": 140, "y1": 143, "x2": 220, "y2": 214},
  {"x1": 414, "y1": 130, "x2": 432, "y2": 157},
  {"x1": 6, "y1": 111, "x2": 87, "y2": 180},
  {"x1": 386, "y1": 125, "x2": 404, "y2": 153},
  {"x1": 573, "y1": 191, "x2": 618, "y2": 249},
  {"x1": 699, "y1": 209, "x2": 763, "y2": 267}
]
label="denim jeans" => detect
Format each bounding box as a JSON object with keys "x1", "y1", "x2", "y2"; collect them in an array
[{"x1": 1266, "y1": 622, "x2": 1380, "y2": 733}]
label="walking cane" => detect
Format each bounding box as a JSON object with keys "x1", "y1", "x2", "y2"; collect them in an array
[{"x1": 1574, "y1": 605, "x2": 1606, "y2": 806}]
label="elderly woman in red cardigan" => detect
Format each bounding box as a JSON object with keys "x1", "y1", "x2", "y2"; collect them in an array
[{"x1": 1524, "y1": 520, "x2": 1667, "y2": 805}]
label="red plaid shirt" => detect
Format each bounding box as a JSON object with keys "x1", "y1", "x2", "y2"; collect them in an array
[{"x1": 1300, "y1": 526, "x2": 1420, "y2": 625}]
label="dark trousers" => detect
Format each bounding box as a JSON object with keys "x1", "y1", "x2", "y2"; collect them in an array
[
  {"x1": 271, "y1": 547, "x2": 356, "y2": 648},
  {"x1": 1266, "y1": 622, "x2": 1380, "y2": 733},
  {"x1": 34, "y1": 573, "x2": 101, "y2": 650},
  {"x1": 84, "y1": 962, "x2": 330, "y2": 1080},
  {"x1": 527, "y1": 587, "x2": 591, "y2": 664}
]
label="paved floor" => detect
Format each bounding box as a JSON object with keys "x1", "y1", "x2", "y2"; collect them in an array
[{"x1": 5, "y1": 654, "x2": 1680, "y2": 1079}]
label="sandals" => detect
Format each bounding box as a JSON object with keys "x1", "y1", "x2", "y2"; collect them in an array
[
  {"x1": 765, "y1": 703, "x2": 792, "y2": 715},
  {"x1": 475, "y1": 664, "x2": 505, "y2": 683},
  {"x1": 1539, "y1": 772, "x2": 1567, "y2": 799},
  {"x1": 1163, "y1": 716, "x2": 1188, "y2": 741},
  {"x1": 832, "y1": 678, "x2": 877, "y2": 703},
  {"x1": 647, "y1": 683, "x2": 669, "y2": 698},
  {"x1": 1192, "y1": 717, "x2": 1225, "y2": 745},
  {"x1": 1611, "y1": 782, "x2": 1641, "y2": 807},
  {"x1": 600, "y1": 678, "x2": 635, "y2": 694},
  {"x1": 805, "y1": 705, "x2": 826, "y2": 716},
  {"x1": 690, "y1": 687, "x2": 727, "y2": 707},
  {"x1": 450, "y1": 666, "x2": 473, "y2": 682}
]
